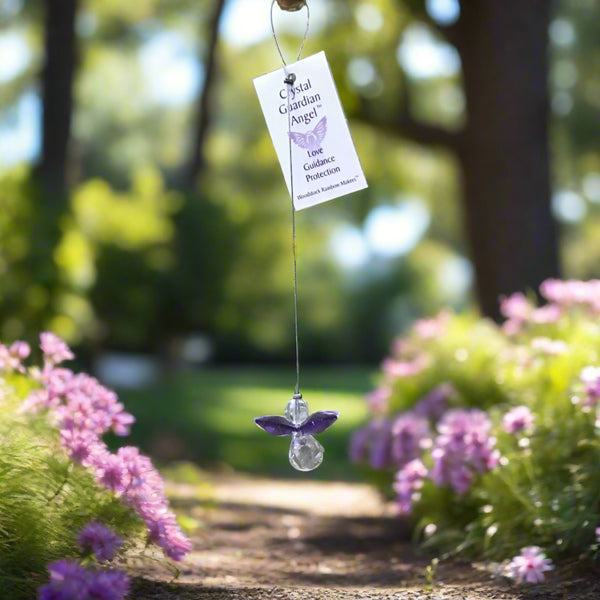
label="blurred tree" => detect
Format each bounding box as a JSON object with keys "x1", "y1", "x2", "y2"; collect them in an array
[
  {"x1": 3, "y1": 0, "x2": 597, "y2": 363},
  {"x1": 38, "y1": 0, "x2": 77, "y2": 196},
  {"x1": 19, "y1": 0, "x2": 80, "y2": 336},
  {"x1": 185, "y1": 0, "x2": 227, "y2": 188},
  {"x1": 358, "y1": 0, "x2": 560, "y2": 320}
]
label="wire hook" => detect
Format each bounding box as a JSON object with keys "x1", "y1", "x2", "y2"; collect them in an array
[
  {"x1": 275, "y1": 0, "x2": 306, "y2": 10},
  {"x1": 270, "y1": 0, "x2": 310, "y2": 66}
]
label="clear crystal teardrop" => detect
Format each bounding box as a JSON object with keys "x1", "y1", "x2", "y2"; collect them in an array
[{"x1": 289, "y1": 433, "x2": 324, "y2": 471}]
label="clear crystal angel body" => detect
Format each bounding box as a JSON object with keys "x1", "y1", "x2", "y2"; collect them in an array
[{"x1": 254, "y1": 395, "x2": 338, "y2": 471}]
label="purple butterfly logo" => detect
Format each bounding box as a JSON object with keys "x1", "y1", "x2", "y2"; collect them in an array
[
  {"x1": 288, "y1": 116, "x2": 327, "y2": 151},
  {"x1": 254, "y1": 410, "x2": 339, "y2": 437}
]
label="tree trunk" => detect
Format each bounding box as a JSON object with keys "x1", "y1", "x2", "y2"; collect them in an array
[
  {"x1": 185, "y1": 0, "x2": 227, "y2": 190},
  {"x1": 26, "y1": 0, "x2": 78, "y2": 328},
  {"x1": 455, "y1": 0, "x2": 559, "y2": 320},
  {"x1": 39, "y1": 0, "x2": 78, "y2": 199}
]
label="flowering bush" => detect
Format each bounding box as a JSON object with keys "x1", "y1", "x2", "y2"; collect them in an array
[
  {"x1": 351, "y1": 279, "x2": 600, "y2": 580},
  {"x1": 0, "y1": 333, "x2": 191, "y2": 599}
]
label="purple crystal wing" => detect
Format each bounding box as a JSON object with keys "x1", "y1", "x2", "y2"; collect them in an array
[
  {"x1": 254, "y1": 415, "x2": 297, "y2": 436},
  {"x1": 298, "y1": 411, "x2": 339, "y2": 435}
]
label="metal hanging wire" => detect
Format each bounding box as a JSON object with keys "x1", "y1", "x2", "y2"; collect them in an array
[{"x1": 270, "y1": 0, "x2": 310, "y2": 395}]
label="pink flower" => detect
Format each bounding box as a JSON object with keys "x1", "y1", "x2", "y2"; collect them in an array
[
  {"x1": 530, "y1": 304, "x2": 561, "y2": 324},
  {"x1": 500, "y1": 293, "x2": 533, "y2": 321},
  {"x1": 581, "y1": 366, "x2": 600, "y2": 408},
  {"x1": 390, "y1": 336, "x2": 410, "y2": 358},
  {"x1": 540, "y1": 278, "x2": 600, "y2": 307},
  {"x1": 0, "y1": 340, "x2": 30, "y2": 372},
  {"x1": 382, "y1": 356, "x2": 428, "y2": 379},
  {"x1": 93, "y1": 453, "x2": 129, "y2": 494},
  {"x1": 412, "y1": 310, "x2": 451, "y2": 339},
  {"x1": 10, "y1": 340, "x2": 30, "y2": 359},
  {"x1": 500, "y1": 293, "x2": 536, "y2": 335},
  {"x1": 503, "y1": 406, "x2": 535, "y2": 435},
  {"x1": 60, "y1": 429, "x2": 106, "y2": 467},
  {"x1": 146, "y1": 513, "x2": 193, "y2": 561},
  {"x1": 365, "y1": 387, "x2": 391, "y2": 414},
  {"x1": 18, "y1": 337, "x2": 192, "y2": 563},
  {"x1": 507, "y1": 546, "x2": 553, "y2": 584},
  {"x1": 595, "y1": 527, "x2": 600, "y2": 542},
  {"x1": 40, "y1": 332, "x2": 74, "y2": 365},
  {"x1": 530, "y1": 337, "x2": 568, "y2": 355}
]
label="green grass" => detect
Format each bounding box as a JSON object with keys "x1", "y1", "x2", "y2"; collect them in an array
[{"x1": 117, "y1": 366, "x2": 374, "y2": 480}]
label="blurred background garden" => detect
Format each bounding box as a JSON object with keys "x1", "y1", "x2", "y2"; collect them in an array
[{"x1": 1, "y1": 0, "x2": 599, "y2": 479}]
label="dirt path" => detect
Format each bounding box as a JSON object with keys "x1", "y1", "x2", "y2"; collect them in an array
[{"x1": 131, "y1": 475, "x2": 600, "y2": 599}]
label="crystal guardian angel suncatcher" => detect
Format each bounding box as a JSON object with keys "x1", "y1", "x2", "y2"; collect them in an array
[
  {"x1": 254, "y1": 394, "x2": 339, "y2": 471},
  {"x1": 252, "y1": 1, "x2": 351, "y2": 472}
]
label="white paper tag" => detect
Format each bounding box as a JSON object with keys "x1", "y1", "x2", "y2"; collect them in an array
[{"x1": 254, "y1": 51, "x2": 368, "y2": 210}]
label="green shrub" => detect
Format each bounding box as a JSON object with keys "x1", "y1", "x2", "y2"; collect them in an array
[
  {"x1": 0, "y1": 334, "x2": 191, "y2": 599},
  {"x1": 351, "y1": 280, "x2": 600, "y2": 571}
]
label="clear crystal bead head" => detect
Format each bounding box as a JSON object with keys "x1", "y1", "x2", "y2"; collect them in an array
[{"x1": 254, "y1": 393, "x2": 339, "y2": 472}]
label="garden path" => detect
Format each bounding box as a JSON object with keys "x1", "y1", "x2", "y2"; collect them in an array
[{"x1": 132, "y1": 475, "x2": 600, "y2": 600}]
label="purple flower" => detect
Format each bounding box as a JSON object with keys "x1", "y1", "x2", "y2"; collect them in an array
[
  {"x1": 390, "y1": 413, "x2": 430, "y2": 468},
  {"x1": 414, "y1": 384, "x2": 453, "y2": 422},
  {"x1": 40, "y1": 332, "x2": 74, "y2": 365},
  {"x1": 38, "y1": 560, "x2": 90, "y2": 600},
  {"x1": 393, "y1": 458, "x2": 428, "y2": 515},
  {"x1": 370, "y1": 419, "x2": 393, "y2": 469},
  {"x1": 78, "y1": 521, "x2": 123, "y2": 563},
  {"x1": 430, "y1": 409, "x2": 499, "y2": 494},
  {"x1": 596, "y1": 526, "x2": 600, "y2": 542},
  {"x1": 507, "y1": 546, "x2": 553, "y2": 584},
  {"x1": 349, "y1": 426, "x2": 371, "y2": 463},
  {"x1": 502, "y1": 406, "x2": 534, "y2": 435},
  {"x1": 349, "y1": 419, "x2": 393, "y2": 468},
  {"x1": 86, "y1": 569, "x2": 130, "y2": 600},
  {"x1": 38, "y1": 560, "x2": 130, "y2": 600}
]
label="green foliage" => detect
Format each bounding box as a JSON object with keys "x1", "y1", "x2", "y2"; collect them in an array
[
  {"x1": 0, "y1": 168, "x2": 37, "y2": 341},
  {"x1": 0, "y1": 376, "x2": 143, "y2": 600},
  {"x1": 355, "y1": 286, "x2": 600, "y2": 564},
  {"x1": 4, "y1": 0, "x2": 600, "y2": 365}
]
